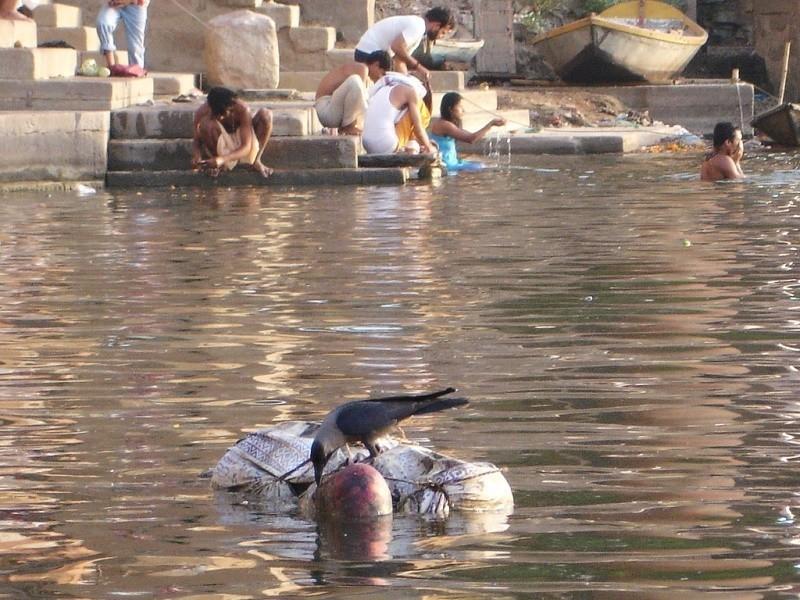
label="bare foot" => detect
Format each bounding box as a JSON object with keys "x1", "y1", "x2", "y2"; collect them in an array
[
  {"x1": 252, "y1": 162, "x2": 273, "y2": 178},
  {"x1": 339, "y1": 125, "x2": 362, "y2": 136}
]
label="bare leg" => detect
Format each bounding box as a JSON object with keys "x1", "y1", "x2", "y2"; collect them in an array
[
  {"x1": 251, "y1": 108, "x2": 273, "y2": 178},
  {"x1": 103, "y1": 50, "x2": 116, "y2": 69},
  {"x1": 196, "y1": 117, "x2": 222, "y2": 177},
  {"x1": 0, "y1": 0, "x2": 33, "y2": 20}
]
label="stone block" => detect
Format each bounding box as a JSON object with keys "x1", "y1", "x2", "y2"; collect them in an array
[
  {"x1": 33, "y1": 3, "x2": 82, "y2": 27},
  {"x1": 37, "y1": 26, "x2": 101, "y2": 51},
  {"x1": 0, "y1": 47, "x2": 78, "y2": 80},
  {"x1": 0, "y1": 111, "x2": 109, "y2": 182},
  {"x1": 325, "y1": 48, "x2": 355, "y2": 69},
  {"x1": 149, "y1": 71, "x2": 197, "y2": 96},
  {"x1": 105, "y1": 166, "x2": 407, "y2": 188},
  {"x1": 288, "y1": 26, "x2": 335, "y2": 53},
  {"x1": 429, "y1": 70, "x2": 465, "y2": 91},
  {"x1": 257, "y1": 1, "x2": 299, "y2": 29},
  {"x1": 277, "y1": 70, "x2": 325, "y2": 92},
  {"x1": 107, "y1": 135, "x2": 358, "y2": 170},
  {"x1": 109, "y1": 101, "x2": 318, "y2": 139},
  {"x1": 0, "y1": 76, "x2": 154, "y2": 110},
  {"x1": 0, "y1": 18, "x2": 37, "y2": 48},
  {"x1": 205, "y1": 10, "x2": 279, "y2": 89},
  {"x1": 292, "y1": 0, "x2": 373, "y2": 45}
]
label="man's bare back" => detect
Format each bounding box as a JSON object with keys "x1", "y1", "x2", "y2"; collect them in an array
[{"x1": 315, "y1": 63, "x2": 368, "y2": 100}]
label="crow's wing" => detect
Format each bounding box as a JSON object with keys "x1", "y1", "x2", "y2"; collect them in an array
[{"x1": 334, "y1": 400, "x2": 418, "y2": 438}]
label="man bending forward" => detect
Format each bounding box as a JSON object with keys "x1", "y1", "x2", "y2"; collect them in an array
[
  {"x1": 192, "y1": 87, "x2": 273, "y2": 178},
  {"x1": 315, "y1": 50, "x2": 391, "y2": 135}
]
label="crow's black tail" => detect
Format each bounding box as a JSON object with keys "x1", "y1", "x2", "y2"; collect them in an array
[
  {"x1": 367, "y1": 387, "x2": 456, "y2": 403},
  {"x1": 412, "y1": 396, "x2": 469, "y2": 416}
]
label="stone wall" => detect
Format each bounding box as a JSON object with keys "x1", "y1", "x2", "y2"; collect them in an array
[{"x1": 751, "y1": 0, "x2": 800, "y2": 100}]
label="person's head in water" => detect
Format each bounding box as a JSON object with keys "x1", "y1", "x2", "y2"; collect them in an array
[
  {"x1": 424, "y1": 7, "x2": 455, "y2": 41},
  {"x1": 206, "y1": 86, "x2": 238, "y2": 117},
  {"x1": 712, "y1": 121, "x2": 742, "y2": 153},
  {"x1": 440, "y1": 92, "x2": 464, "y2": 128},
  {"x1": 365, "y1": 50, "x2": 391, "y2": 82}
]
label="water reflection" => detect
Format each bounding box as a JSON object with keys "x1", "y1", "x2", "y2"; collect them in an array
[{"x1": 1, "y1": 151, "x2": 800, "y2": 597}]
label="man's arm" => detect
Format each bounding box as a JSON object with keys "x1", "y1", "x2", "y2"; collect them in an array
[
  {"x1": 191, "y1": 105, "x2": 207, "y2": 168},
  {"x1": 389, "y1": 33, "x2": 430, "y2": 81},
  {"x1": 203, "y1": 103, "x2": 255, "y2": 168},
  {"x1": 717, "y1": 155, "x2": 744, "y2": 180}
]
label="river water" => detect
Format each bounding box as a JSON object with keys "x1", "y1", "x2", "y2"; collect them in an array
[{"x1": 2, "y1": 151, "x2": 800, "y2": 598}]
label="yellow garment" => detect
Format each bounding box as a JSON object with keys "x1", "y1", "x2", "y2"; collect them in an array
[
  {"x1": 394, "y1": 100, "x2": 430, "y2": 148},
  {"x1": 216, "y1": 121, "x2": 259, "y2": 170}
]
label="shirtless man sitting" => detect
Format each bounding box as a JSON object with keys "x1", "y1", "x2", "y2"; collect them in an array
[
  {"x1": 700, "y1": 121, "x2": 745, "y2": 182},
  {"x1": 192, "y1": 87, "x2": 273, "y2": 178},
  {"x1": 315, "y1": 50, "x2": 391, "y2": 135}
]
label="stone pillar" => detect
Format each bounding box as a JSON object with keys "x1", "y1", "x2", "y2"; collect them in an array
[{"x1": 474, "y1": 0, "x2": 515, "y2": 75}]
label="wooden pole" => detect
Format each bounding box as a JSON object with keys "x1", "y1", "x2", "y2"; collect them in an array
[
  {"x1": 637, "y1": 0, "x2": 645, "y2": 27},
  {"x1": 778, "y1": 41, "x2": 792, "y2": 104}
]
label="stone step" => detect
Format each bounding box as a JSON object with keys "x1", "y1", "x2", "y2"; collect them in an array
[
  {"x1": 0, "y1": 18, "x2": 37, "y2": 48},
  {"x1": 257, "y1": 1, "x2": 299, "y2": 29},
  {"x1": 37, "y1": 26, "x2": 100, "y2": 51},
  {"x1": 79, "y1": 50, "x2": 127, "y2": 68},
  {"x1": 32, "y1": 3, "x2": 81, "y2": 28},
  {"x1": 325, "y1": 48, "x2": 355, "y2": 69},
  {"x1": 278, "y1": 70, "x2": 467, "y2": 94},
  {"x1": 107, "y1": 135, "x2": 359, "y2": 171},
  {"x1": 0, "y1": 76, "x2": 153, "y2": 110},
  {"x1": 0, "y1": 47, "x2": 77, "y2": 80},
  {"x1": 432, "y1": 89, "x2": 497, "y2": 114},
  {"x1": 149, "y1": 72, "x2": 198, "y2": 97},
  {"x1": 106, "y1": 167, "x2": 408, "y2": 188},
  {"x1": 110, "y1": 101, "x2": 320, "y2": 138}
]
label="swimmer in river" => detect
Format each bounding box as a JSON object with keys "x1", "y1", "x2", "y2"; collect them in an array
[
  {"x1": 428, "y1": 91, "x2": 506, "y2": 172},
  {"x1": 700, "y1": 121, "x2": 745, "y2": 182}
]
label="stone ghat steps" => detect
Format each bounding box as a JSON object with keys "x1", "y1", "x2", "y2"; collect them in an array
[
  {"x1": 0, "y1": 47, "x2": 77, "y2": 80},
  {"x1": 108, "y1": 135, "x2": 360, "y2": 171},
  {"x1": 106, "y1": 167, "x2": 408, "y2": 188},
  {"x1": 0, "y1": 76, "x2": 153, "y2": 110},
  {"x1": 279, "y1": 70, "x2": 469, "y2": 94},
  {"x1": 111, "y1": 100, "x2": 321, "y2": 138},
  {"x1": 1, "y1": 18, "x2": 37, "y2": 48},
  {"x1": 459, "y1": 109, "x2": 533, "y2": 134}
]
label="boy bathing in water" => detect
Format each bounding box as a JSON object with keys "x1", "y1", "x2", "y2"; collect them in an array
[
  {"x1": 192, "y1": 87, "x2": 273, "y2": 178},
  {"x1": 701, "y1": 122, "x2": 745, "y2": 182}
]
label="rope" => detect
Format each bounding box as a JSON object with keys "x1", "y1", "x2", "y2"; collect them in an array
[
  {"x1": 165, "y1": 0, "x2": 211, "y2": 30},
  {"x1": 458, "y1": 91, "x2": 533, "y2": 130}
]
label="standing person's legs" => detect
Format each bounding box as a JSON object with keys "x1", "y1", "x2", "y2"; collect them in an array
[
  {"x1": 96, "y1": 4, "x2": 122, "y2": 68},
  {"x1": 119, "y1": 4, "x2": 147, "y2": 67}
]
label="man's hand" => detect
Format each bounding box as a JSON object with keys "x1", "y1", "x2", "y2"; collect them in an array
[
  {"x1": 413, "y1": 62, "x2": 431, "y2": 82},
  {"x1": 108, "y1": 0, "x2": 134, "y2": 6},
  {"x1": 492, "y1": 117, "x2": 507, "y2": 127}
]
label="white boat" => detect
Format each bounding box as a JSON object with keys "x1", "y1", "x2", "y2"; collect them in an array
[
  {"x1": 532, "y1": 0, "x2": 708, "y2": 83},
  {"x1": 413, "y1": 38, "x2": 486, "y2": 69}
]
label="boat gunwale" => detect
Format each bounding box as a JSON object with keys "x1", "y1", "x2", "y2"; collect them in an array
[{"x1": 532, "y1": 14, "x2": 707, "y2": 47}]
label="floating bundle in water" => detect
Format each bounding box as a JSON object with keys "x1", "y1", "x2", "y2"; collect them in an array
[{"x1": 210, "y1": 421, "x2": 513, "y2": 518}]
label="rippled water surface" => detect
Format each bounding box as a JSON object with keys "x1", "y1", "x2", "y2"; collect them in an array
[{"x1": 2, "y1": 151, "x2": 800, "y2": 598}]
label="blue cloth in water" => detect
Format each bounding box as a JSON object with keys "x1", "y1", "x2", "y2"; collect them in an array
[{"x1": 430, "y1": 133, "x2": 484, "y2": 172}]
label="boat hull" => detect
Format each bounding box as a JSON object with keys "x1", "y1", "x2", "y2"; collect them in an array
[
  {"x1": 531, "y1": 1, "x2": 707, "y2": 84},
  {"x1": 414, "y1": 38, "x2": 485, "y2": 69},
  {"x1": 752, "y1": 103, "x2": 800, "y2": 146}
]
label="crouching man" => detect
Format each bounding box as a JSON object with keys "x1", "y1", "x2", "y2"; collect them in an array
[{"x1": 192, "y1": 87, "x2": 273, "y2": 178}]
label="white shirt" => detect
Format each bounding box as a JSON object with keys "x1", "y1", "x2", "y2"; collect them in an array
[{"x1": 356, "y1": 15, "x2": 426, "y2": 56}]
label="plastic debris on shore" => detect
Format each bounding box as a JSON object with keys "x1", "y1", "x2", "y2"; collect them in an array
[
  {"x1": 75, "y1": 184, "x2": 97, "y2": 196},
  {"x1": 210, "y1": 421, "x2": 513, "y2": 518}
]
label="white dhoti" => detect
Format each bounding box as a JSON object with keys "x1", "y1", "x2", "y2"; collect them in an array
[
  {"x1": 314, "y1": 74, "x2": 368, "y2": 129},
  {"x1": 216, "y1": 121, "x2": 259, "y2": 170}
]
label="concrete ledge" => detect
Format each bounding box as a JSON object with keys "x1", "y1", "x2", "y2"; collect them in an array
[
  {"x1": 110, "y1": 101, "x2": 319, "y2": 138},
  {"x1": 0, "y1": 19, "x2": 36, "y2": 48},
  {"x1": 258, "y1": 1, "x2": 299, "y2": 29},
  {"x1": 0, "y1": 111, "x2": 109, "y2": 182},
  {"x1": 0, "y1": 76, "x2": 153, "y2": 110},
  {"x1": 37, "y1": 26, "x2": 100, "y2": 51},
  {"x1": 149, "y1": 72, "x2": 197, "y2": 97},
  {"x1": 584, "y1": 82, "x2": 755, "y2": 136},
  {"x1": 106, "y1": 167, "x2": 408, "y2": 187},
  {"x1": 288, "y1": 26, "x2": 335, "y2": 53},
  {"x1": 108, "y1": 135, "x2": 359, "y2": 170},
  {"x1": 432, "y1": 89, "x2": 497, "y2": 115},
  {"x1": 458, "y1": 126, "x2": 688, "y2": 155},
  {"x1": 0, "y1": 179, "x2": 105, "y2": 192},
  {"x1": 0, "y1": 47, "x2": 78, "y2": 80},
  {"x1": 278, "y1": 69, "x2": 466, "y2": 93}
]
